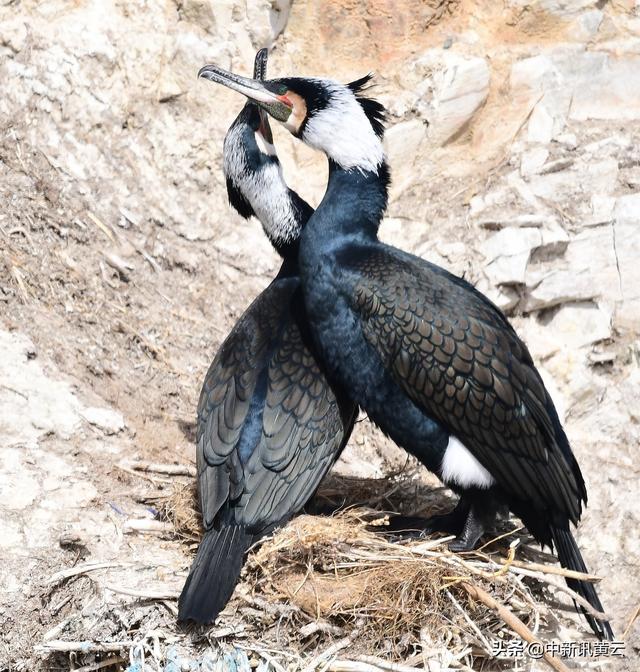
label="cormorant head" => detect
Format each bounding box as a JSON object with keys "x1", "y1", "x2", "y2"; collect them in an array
[
  {"x1": 199, "y1": 63, "x2": 386, "y2": 174},
  {"x1": 220, "y1": 50, "x2": 311, "y2": 256},
  {"x1": 223, "y1": 49, "x2": 276, "y2": 219}
]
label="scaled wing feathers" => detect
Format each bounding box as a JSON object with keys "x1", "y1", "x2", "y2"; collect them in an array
[
  {"x1": 347, "y1": 247, "x2": 585, "y2": 522},
  {"x1": 197, "y1": 280, "x2": 351, "y2": 533}
]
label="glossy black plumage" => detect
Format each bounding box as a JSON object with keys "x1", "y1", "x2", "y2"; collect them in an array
[
  {"x1": 178, "y1": 54, "x2": 356, "y2": 624},
  {"x1": 288, "y1": 84, "x2": 610, "y2": 640},
  {"x1": 348, "y1": 248, "x2": 586, "y2": 522},
  {"x1": 195, "y1": 64, "x2": 612, "y2": 639},
  {"x1": 296, "y1": 160, "x2": 611, "y2": 639}
]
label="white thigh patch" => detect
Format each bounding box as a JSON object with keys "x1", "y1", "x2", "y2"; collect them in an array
[{"x1": 441, "y1": 436, "x2": 495, "y2": 489}]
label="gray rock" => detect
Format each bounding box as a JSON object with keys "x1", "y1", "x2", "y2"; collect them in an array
[
  {"x1": 554, "y1": 132, "x2": 578, "y2": 149},
  {"x1": 415, "y1": 53, "x2": 491, "y2": 146},
  {"x1": 527, "y1": 158, "x2": 618, "y2": 202},
  {"x1": 539, "y1": 221, "x2": 570, "y2": 253},
  {"x1": 570, "y1": 55, "x2": 640, "y2": 121},
  {"x1": 506, "y1": 0, "x2": 600, "y2": 16},
  {"x1": 614, "y1": 192, "x2": 640, "y2": 225},
  {"x1": 475, "y1": 278, "x2": 520, "y2": 312},
  {"x1": 481, "y1": 227, "x2": 542, "y2": 285},
  {"x1": 564, "y1": 225, "x2": 621, "y2": 302},
  {"x1": 80, "y1": 407, "x2": 125, "y2": 435},
  {"x1": 521, "y1": 147, "x2": 550, "y2": 176},
  {"x1": 589, "y1": 194, "x2": 616, "y2": 224},
  {"x1": 524, "y1": 268, "x2": 597, "y2": 311},
  {"x1": 568, "y1": 9, "x2": 603, "y2": 41},
  {"x1": 613, "y1": 194, "x2": 640, "y2": 331},
  {"x1": 0, "y1": 330, "x2": 82, "y2": 445},
  {"x1": 546, "y1": 302, "x2": 612, "y2": 349},
  {"x1": 384, "y1": 119, "x2": 429, "y2": 197},
  {"x1": 527, "y1": 104, "x2": 555, "y2": 144}
]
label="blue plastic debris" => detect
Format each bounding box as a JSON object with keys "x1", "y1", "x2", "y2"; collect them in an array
[
  {"x1": 108, "y1": 501, "x2": 125, "y2": 515},
  {"x1": 222, "y1": 651, "x2": 238, "y2": 672},
  {"x1": 163, "y1": 645, "x2": 180, "y2": 672},
  {"x1": 124, "y1": 643, "x2": 258, "y2": 672},
  {"x1": 200, "y1": 650, "x2": 218, "y2": 672},
  {"x1": 234, "y1": 649, "x2": 251, "y2": 672}
]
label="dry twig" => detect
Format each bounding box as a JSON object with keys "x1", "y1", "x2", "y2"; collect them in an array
[
  {"x1": 126, "y1": 460, "x2": 196, "y2": 477},
  {"x1": 460, "y1": 582, "x2": 570, "y2": 672},
  {"x1": 48, "y1": 561, "x2": 133, "y2": 586}
]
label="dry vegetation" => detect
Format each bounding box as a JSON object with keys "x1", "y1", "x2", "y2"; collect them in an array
[
  {"x1": 125, "y1": 468, "x2": 615, "y2": 672},
  {"x1": 2, "y1": 1, "x2": 640, "y2": 670}
]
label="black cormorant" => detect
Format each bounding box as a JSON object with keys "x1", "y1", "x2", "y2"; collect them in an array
[
  {"x1": 196, "y1": 63, "x2": 613, "y2": 640},
  {"x1": 179, "y1": 51, "x2": 356, "y2": 624}
]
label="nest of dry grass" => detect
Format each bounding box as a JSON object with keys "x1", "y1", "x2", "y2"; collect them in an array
[
  {"x1": 161, "y1": 480, "x2": 201, "y2": 543},
  {"x1": 43, "y1": 467, "x2": 599, "y2": 672},
  {"x1": 236, "y1": 508, "x2": 560, "y2": 669}
]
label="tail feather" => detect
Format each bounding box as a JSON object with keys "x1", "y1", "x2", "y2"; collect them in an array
[
  {"x1": 178, "y1": 524, "x2": 252, "y2": 624},
  {"x1": 551, "y1": 523, "x2": 613, "y2": 640}
]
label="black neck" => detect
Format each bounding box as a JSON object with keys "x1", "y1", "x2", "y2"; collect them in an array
[
  {"x1": 272, "y1": 234, "x2": 300, "y2": 261},
  {"x1": 307, "y1": 159, "x2": 390, "y2": 244}
]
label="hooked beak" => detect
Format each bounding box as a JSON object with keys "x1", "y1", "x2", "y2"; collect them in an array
[
  {"x1": 198, "y1": 63, "x2": 293, "y2": 123},
  {"x1": 253, "y1": 49, "x2": 274, "y2": 146},
  {"x1": 253, "y1": 48, "x2": 268, "y2": 81}
]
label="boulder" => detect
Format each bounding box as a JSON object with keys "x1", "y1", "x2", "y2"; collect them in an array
[
  {"x1": 523, "y1": 267, "x2": 597, "y2": 311},
  {"x1": 521, "y1": 147, "x2": 550, "y2": 176},
  {"x1": 613, "y1": 193, "x2": 640, "y2": 331},
  {"x1": 80, "y1": 407, "x2": 125, "y2": 435},
  {"x1": 413, "y1": 53, "x2": 491, "y2": 146},
  {"x1": 546, "y1": 301, "x2": 612, "y2": 349},
  {"x1": 481, "y1": 227, "x2": 542, "y2": 285}
]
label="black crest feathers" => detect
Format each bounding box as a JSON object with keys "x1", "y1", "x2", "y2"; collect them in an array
[{"x1": 347, "y1": 74, "x2": 386, "y2": 139}]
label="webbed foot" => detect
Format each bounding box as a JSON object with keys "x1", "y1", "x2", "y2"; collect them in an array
[
  {"x1": 447, "y1": 495, "x2": 500, "y2": 552},
  {"x1": 383, "y1": 498, "x2": 470, "y2": 539}
]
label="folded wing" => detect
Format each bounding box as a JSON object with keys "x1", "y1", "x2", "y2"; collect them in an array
[{"x1": 345, "y1": 246, "x2": 586, "y2": 523}]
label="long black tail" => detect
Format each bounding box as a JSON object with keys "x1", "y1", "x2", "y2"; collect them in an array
[
  {"x1": 551, "y1": 523, "x2": 613, "y2": 640},
  {"x1": 178, "y1": 525, "x2": 252, "y2": 624}
]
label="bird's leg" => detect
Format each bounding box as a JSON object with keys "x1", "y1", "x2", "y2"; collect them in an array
[
  {"x1": 448, "y1": 495, "x2": 500, "y2": 552},
  {"x1": 384, "y1": 497, "x2": 470, "y2": 538}
]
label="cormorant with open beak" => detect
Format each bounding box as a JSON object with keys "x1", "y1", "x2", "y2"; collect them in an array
[
  {"x1": 197, "y1": 62, "x2": 613, "y2": 640},
  {"x1": 179, "y1": 51, "x2": 356, "y2": 625}
]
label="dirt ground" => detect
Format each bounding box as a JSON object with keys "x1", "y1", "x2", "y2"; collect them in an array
[{"x1": 1, "y1": 1, "x2": 639, "y2": 671}]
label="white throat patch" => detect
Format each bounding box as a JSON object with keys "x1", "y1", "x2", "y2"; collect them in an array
[
  {"x1": 294, "y1": 79, "x2": 385, "y2": 174},
  {"x1": 441, "y1": 436, "x2": 496, "y2": 490},
  {"x1": 255, "y1": 130, "x2": 276, "y2": 157},
  {"x1": 223, "y1": 123, "x2": 300, "y2": 244}
]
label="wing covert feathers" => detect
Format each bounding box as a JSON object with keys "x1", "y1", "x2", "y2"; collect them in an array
[
  {"x1": 349, "y1": 248, "x2": 585, "y2": 522},
  {"x1": 197, "y1": 280, "x2": 351, "y2": 533}
]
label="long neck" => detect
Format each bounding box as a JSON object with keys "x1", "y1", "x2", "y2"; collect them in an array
[
  {"x1": 225, "y1": 124, "x2": 312, "y2": 260},
  {"x1": 268, "y1": 187, "x2": 312, "y2": 259},
  {"x1": 304, "y1": 160, "x2": 390, "y2": 248}
]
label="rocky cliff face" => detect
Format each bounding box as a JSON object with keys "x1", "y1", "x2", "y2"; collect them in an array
[{"x1": 1, "y1": 1, "x2": 639, "y2": 669}]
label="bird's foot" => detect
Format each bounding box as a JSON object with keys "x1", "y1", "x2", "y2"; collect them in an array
[
  {"x1": 448, "y1": 510, "x2": 486, "y2": 551},
  {"x1": 447, "y1": 498, "x2": 499, "y2": 552},
  {"x1": 383, "y1": 499, "x2": 470, "y2": 540}
]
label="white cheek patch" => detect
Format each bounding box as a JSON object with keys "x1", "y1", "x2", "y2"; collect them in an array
[
  {"x1": 441, "y1": 436, "x2": 496, "y2": 490},
  {"x1": 302, "y1": 79, "x2": 385, "y2": 173}
]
